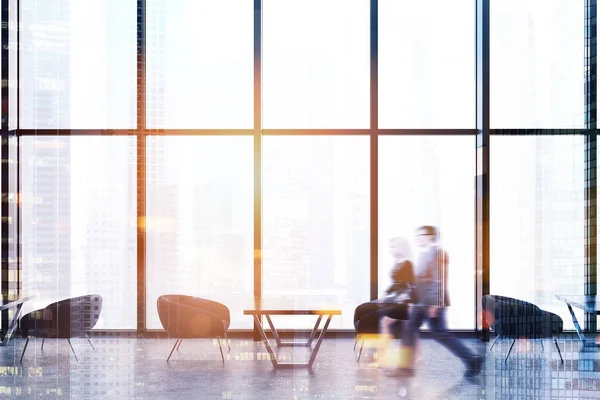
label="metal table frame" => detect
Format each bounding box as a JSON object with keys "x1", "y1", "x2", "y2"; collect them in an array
[
  {"x1": 244, "y1": 309, "x2": 341, "y2": 369},
  {"x1": 1, "y1": 295, "x2": 32, "y2": 346},
  {"x1": 556, "y1": 295, "x2": 599, "y2": 349}
]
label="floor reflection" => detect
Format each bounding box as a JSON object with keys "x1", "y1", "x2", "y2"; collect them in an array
[{"x1": 0, "y1": 335, "x2": 597, "y2": 399}]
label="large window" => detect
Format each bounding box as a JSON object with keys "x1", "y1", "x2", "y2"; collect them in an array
[
  {"x1": 146, "y1": 0, "x2": 254, "y2": 129},
  {"x1": 490, "y1": 135, "x2": 585, "y2": 330},
  {"x1": 20, "y1": 0, "x2": 137, "y2": 129},
  {"x1": 490, "y1": 0, "x2": 584, "y2": 128},
  {"x1": 20, "y1": 137, "x2": 137, "y2": 329},
  {"x1": 7, "y1": 1, "x2": 591, "y2": 336},
  {"x1": 262, "y1": 0, "x2": 370, "y2": 128},
  {"x1": 262, "y1": 136, "x2": 370, "y2": 329},
  {"x1": 378, "y1": 136, "x2": 475, "y2": 329},
  {"x1": 379, "y1": 0, "x2": 475, "y2": 128},
  {"x1": 145, "y1": 137, "x2": 254, "y2": 330}
]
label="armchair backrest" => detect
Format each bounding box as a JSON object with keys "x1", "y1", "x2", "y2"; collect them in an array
[
  {"x1": 482, "y1": 294, "x2": 562, "y2": 338},
  {"x1": 21, "y1": 294, "x2": 103, "y2": 339},
  {"x1": 157, "y1": 295, "x2": 230, "y2": 338},
  {"x1": 47, "y1": 294, "x2": 103, "y2": 338}
]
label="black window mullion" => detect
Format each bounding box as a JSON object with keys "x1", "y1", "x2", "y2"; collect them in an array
[
  {"x1": 585, "y1": 0, "x2": 597, "y2": 333},
  {"x1": 370, "y1": 0, "x2": 378, "y2": 301},
  {"x1": 136, "y1": 0, "x2": 147, "y2": 334},
  {"x1": 1, "y1": 0, "x2": 10, "y2": 336},
  {"x1": 253, "y1": 0, "x2": 262, "y2": 341},
  {"x1": 476, "y1": 0, "x2": 490, "y2": 339}
]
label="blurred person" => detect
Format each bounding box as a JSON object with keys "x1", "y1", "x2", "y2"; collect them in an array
[
  {"x1": 377, "y1": 237, "x2": 416, "y2": 367},
  {"x1": 400, "y1": 225, "x2": 483, "y2": 379},
  {"x1": 383, "y1": 237, "x2": 416, "y2": 302}
]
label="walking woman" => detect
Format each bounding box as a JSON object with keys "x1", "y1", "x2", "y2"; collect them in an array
[{"x1": 378, "y1": 237, "x2": 416, "y2": 367}]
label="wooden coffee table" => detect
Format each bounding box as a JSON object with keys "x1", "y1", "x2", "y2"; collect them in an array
[{"x1": 244, "y1": 297, "x2": 341, "y2": 368}]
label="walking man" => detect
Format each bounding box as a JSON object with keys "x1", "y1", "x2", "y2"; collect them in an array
[{"x1": 402, "y1": 225, "x2": 482, "y2": 379}]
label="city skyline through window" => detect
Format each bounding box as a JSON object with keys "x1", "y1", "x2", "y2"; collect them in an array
[{"x1": 9, "y1": 0, "x2": 590, "y2": 333}]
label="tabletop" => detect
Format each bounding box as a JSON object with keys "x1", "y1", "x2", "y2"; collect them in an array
[
  {"x1": 0, "y1": 294, "x2": 34, "y2": 310},
  {"x1": 243, "y1": 296, "x2": 342, "y2": 315},
  {"x1": 555, "y1": 295, "x2": 600, "y2": 315}
]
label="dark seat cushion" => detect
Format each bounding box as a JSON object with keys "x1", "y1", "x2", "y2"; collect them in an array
[{"x1": 354, "y1": 301, "x2": 408, "y2": 338}]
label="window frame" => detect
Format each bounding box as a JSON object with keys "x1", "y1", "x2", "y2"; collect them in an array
[{"x1": 1, "y1": 0, "x2": 594, "y2": 335}]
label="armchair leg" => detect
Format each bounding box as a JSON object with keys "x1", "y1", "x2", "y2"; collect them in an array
[
  {"x1": 224, "y1": 331, "x2": 231, "y2": 351},
  {"x1": 177, "y1": 339, "x2": 183, "y2": 351},
  {"x1": 357, "y1": 336, "x2": 366, "y2": 363},
  {"x1": 20, "y1": 338, "x2": 29, "y2": 363},
  {"x1": 504, "y1": 339, "x2": 516, "y2": 363},
  {"x1": 85, "y1": 333, "x2": 95, "y2": 350},
  {"x1": 553, "y1": 337, "x2": 564, "y2": 364},
  {"x1": 489, "y1": 334, "x2": 500, "y2": 352},
  {"x1": 353, "y1": 336, "x2": 357, "y2": 351},
  {"x1": 217, "y1": 336, "x2": 225, "y2": 363},
  {"x1": 41, "y1": 338, "x2": 44, "y2": 351},
  {"x1": 67, "y1": 339, "x2": 79, "y2": 362},
  {"x1": 167, "y1": 339, "x2": 179, "y2": 362},
  {"x1": 540, "y1": 339, "x2": 544, "y2": 351}
]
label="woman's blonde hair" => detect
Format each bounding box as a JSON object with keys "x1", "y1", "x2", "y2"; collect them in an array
[{"x1": 388, "y1": 236, "x2": 413, "y2": 261}]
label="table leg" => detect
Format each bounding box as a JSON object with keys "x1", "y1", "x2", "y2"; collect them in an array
[
  {"x1": 566, "y1": 304, "x2": 598, "y2": 348},
  {"x1": 254, "y1": 313, "x2": 334, "y2": 368},
  {"x1": 307, "y1": 314, "x2": 333, "y2": 369},
  {"x1": 267, "y1": 314, "x2": 325, "y2": 347},
  {"x1": 0, "y1": 303, "x2": 24, "y2": 347},
  {"x1": 306, "y1": 315, "x2": 323, "y2": 347},
  {"x1": 265, "y1": 315, "x2": 282, "y2": 346},
  {"x1": 253, "y1": 315, "x2": 278, "y2": 368}
]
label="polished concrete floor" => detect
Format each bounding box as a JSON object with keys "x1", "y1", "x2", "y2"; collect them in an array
[{"x1": 0, "y1": 335, "x2": 598, "y2": 399}]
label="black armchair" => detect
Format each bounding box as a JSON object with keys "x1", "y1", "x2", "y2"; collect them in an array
[
  {"x1": 482, "y1": 294, "x2": 563, "y2": 363},
  {"x1": 353, "y1": 301, "x2": 408, "y2": 362},
  {"x1": 20, "y1": 294, "x2": 103, "y2": 362},
  {"x1": 157, "y1": 295, "x2": 231, "y2": 362}
]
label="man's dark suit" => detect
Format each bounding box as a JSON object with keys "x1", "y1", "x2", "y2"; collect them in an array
[
  {"x1": 414, "y1": 244, "x2": 450, "y2": 307},
  {"x1": 403, "y1": 243, "x2": 477, "y2": 370}
]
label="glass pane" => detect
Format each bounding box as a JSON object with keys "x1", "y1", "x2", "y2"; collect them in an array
[
  {"x1": 490, "y1": 0, "x2": 584, "y2": 128},
  {"x1": 262, "y1": 136, "x2": 370, "y2": 329},
  {"x1": 1, "y1": 137, "x2": 18, "y2": 333},
  {"x1": 262, "y1": 0, "x2": 370, "y2": 129},
  {"x1": 490, "y1": 135, "x2": 585, "y2": 330},
  {"x1": 379, "y1": 0, "x2": 475, "y2": 128},
  {"x1": 146, "y1": 137, "x2": 254, "y2": 329},
  {"x1": 146, "y1": 0, "x2": 254, "y2": 129},
  {"x1": 20, "y1": 0, "x2": 137, "y2": 129},
  {"x1": 20, "y1": 137, "x2": 137, "y2": 329},
  {"x1": 378, "y1": 136, "x2": 475, "y2": 329}
]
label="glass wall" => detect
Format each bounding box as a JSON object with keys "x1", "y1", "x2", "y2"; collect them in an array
[
  {"x1": 490, "y1": 0, "x2": 584, "y2": 128},
  {"x1": 262, "y1": 0, "x2": 370, "y2": 128},
  {"x1": 379, "y1": 136, "x2": 475, "y2": 329},
  {"x1": 489, "y1": 0, "x2": 586, "y2": 331},
  {"x1": 10, "y1": 0, "x2": 591, "y2": 334},
  {"x1": 145, "y1": 136, "x2": 254, "y2": 329},
  {"x1": 379, "y1": 0, "x2": 475, "y2": 128},
  {"x1": 146, "y1": 0, "x2": 253, "y2": 129},
  {"x1": 20, "y1": 0, "x2": 137, "y2": 129},
  {"x1": 20, "y1": 136, "x2": 137, "y2": 329},
  {"x1": 262, "y1": 136, "x2": 370, "y2": 329},
  {"x1": 490, "y1": 136, "x2": 585, "y2": 330}
]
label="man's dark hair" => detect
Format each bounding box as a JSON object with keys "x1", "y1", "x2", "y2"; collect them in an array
[{"x1": 416, "y1": 225, "x2": 438, "y2": 240}]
